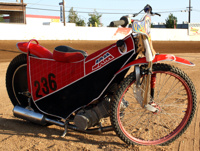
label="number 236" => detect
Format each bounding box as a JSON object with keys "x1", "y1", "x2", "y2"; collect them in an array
[{"x1": 34, "y1": 73, "x2": 57, "y2": 98}]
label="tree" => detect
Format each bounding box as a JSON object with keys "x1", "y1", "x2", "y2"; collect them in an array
[
  {"x1": 88, "y1": 10, "x2": 102, "y2": 27},
  {"x1": 0, "y1": 15, "x2": 3, "y2": 22},
  {"x1": 0, "y1": 17, "x2": 3, "y2": 22},
  {"x1": 165, "y1": 13, "x2": 177, "y2": 28},
  {"x1": 68, "y1": 7, "x2": 86, "y2": 26}
]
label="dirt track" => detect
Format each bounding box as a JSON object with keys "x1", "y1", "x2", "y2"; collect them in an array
[{"x1": 0, "y1": 40, "x2": 200, "y2": 150}]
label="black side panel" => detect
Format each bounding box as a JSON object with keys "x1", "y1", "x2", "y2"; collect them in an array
[{"x1": 35, "y1": 52, "x2": 136, "y2": 118}]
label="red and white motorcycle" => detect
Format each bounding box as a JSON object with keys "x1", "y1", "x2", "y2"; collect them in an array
[{"x1": 6, "y1": 5, "x2": 196, "y2": 146}]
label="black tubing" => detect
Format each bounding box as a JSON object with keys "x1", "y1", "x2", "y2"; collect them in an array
[
  {"x1": 110, "y1": 20, "x2": 125, "y2": 27},
  {"x1": 68, "y1": 124, "x2": 113, "y2": 134},
  {"x1": 109, "y1": 16, "x2": 129, "y2": 27}
]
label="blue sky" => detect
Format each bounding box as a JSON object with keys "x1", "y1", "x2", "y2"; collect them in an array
[{"x1": 1, "y1": 0, "x2": 200, "y2": 26}]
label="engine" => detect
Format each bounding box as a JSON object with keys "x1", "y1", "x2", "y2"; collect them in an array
[{"x1": 74, "y1": 97, "x2": 110, "y2": 131}]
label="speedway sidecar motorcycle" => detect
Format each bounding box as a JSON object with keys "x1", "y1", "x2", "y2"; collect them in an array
[{"x1": 6, "y1": 5, "x2": 196, "y2": 146}]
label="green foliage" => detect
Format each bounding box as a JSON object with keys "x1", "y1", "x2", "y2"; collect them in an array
[
  {"x1": 76, "y1": 19, "x2": 85, "y2": 26},
  {"x1": 68, "y1": 7, "x2": 86, "y2": 26},
  {"x1": 87, "y1": 10, "x2": 103, "y2": 27},
  {"x1": 165, "y1": 13, "x2": 178, "y2": 28},
  {"x1": 0, "y1": 16, "x2": 3, "y2": 22}
]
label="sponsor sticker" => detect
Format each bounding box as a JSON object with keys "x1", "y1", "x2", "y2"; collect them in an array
[
  {"x1": 189, "y1": 23, "x2": 200, "y2": 35},
  {"x1": 92, "y1": 52, "x2": 114, "y2": 70}
]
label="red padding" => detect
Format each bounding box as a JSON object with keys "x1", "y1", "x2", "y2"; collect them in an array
[
  {"x1": 53, "y1": 49, "x2": 84, "y2": 63},
  {"x1": 17, "y1": 42, "x2": 53, "y2": 59}
]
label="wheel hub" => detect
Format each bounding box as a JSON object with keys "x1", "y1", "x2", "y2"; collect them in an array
[
  {"x1": 145, "y1": 102, "x2": 161, "y2": 114},
  {"x1": 150, "y1": 102, "x2": 161, "y2": 114}
]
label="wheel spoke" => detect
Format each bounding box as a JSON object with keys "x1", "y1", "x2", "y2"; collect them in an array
[
  {"x1": 122, "y1": 110, "x2": 146, "y2": 124},
  {"x1": 158, "y1": 87, "x2": 185, "y2": 104},
  {"x1": 154, "y1": 74, "x2": 171, "y2": 101},
  {"x1": 130, "y1": 110, "x2": 148, "y2": 133}
]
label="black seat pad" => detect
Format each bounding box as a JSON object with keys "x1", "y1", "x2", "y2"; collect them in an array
[{"x1": 55, "y1": 46, "x2": 88, "y2": 58}]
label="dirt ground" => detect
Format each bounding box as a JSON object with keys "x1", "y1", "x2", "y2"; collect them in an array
[{"x1": 0, "y1": 40, "x2": 200, "y2": 151}]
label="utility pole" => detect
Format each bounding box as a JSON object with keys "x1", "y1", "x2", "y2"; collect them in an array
[
  {"x1": 21, "y1": 0, "x2": 26, "y2": 24},
  {"x1": 188, "y1": 0, "x2": 191, "y2": 23},
  {"x1": 63, "y1": 0, "x2": 66, "y2": 26}
]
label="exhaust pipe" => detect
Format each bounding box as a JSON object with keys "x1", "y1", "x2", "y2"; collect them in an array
[
  {"x1": 13, "y1": 106, "x2": 64, "y2": 126},
  {"x1": 13, "y1": 106, "x2": 113, "y2": 134}
]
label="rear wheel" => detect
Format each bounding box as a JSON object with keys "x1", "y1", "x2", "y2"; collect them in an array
[
  {"x1": 6, "y1": 54, "x2": 35, "y2": 108},
  {"x1": 110, "y1": 63, "x2": 196, "y2": 146}
]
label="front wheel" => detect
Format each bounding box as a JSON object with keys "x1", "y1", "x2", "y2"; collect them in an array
[{"x1": 110, "y1": 63, "x2": 196, "y2": 146}]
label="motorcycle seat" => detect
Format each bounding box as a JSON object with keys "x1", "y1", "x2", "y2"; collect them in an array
[{"x1": 53, "y1": 45, "x2": 88, "y2": 63}]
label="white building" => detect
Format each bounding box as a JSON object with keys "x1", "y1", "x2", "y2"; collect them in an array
[{"x1": 26, "y1": 14, "x2": 61, "y2": 25}]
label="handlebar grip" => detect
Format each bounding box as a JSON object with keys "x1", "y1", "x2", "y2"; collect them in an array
[
  {"x1": 155, "y1": 13, "x2": 161, "y2": 16},
  {"x1": 109, "y1": 16, "x2": 129, "y2": 27},
  {"x1": 110, "y1": 20, "x2": 125, "y2": 27}
]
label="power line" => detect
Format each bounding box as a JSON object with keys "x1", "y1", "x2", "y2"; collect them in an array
[
  {"x1": 193, "y1": 9, "x2": 200, "y2": 12},
  {"x1": 0, "y1": 0, "x2": 14, "y2": 1},
  {"x1": 26, "y1": 7, "x2": 186, "y2": 15},
  {"x1": 26, "y1": 7, "x2": 59, "y2": 12},
  {"x1": 25, "y1": 3, "x2": 186, "y2": 12},
  {"x1": 157, "y1": 10, "x2": 186, "y2": 14},
  {"x1": 28, "y1": 0, "x2": 44, "y2": 7},
  {"x1": 26, "y1": 3, "x2": 59, "y2": 8}
]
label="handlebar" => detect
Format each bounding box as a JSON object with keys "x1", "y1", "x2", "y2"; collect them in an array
[
  {"x1": 109, "y1": 16, "x2": 129, "y2": 27},
  {"x1": 110, "y1": 20, "x2": 125, "y2": 27},
  {"x1": 154, "y1": 12, "x2": 161, "y2": 17},
  {"x1": 109, "y1": 4, "x2": 161, "y2": 27}
]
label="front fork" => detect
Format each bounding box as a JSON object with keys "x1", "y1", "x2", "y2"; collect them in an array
[
  {"x1": 142, "y1": 61, "x2": 153, "y2": 108},
  {"x1": 141, "y1": 62, "x2": 158, "y2": 112},
  {"x1": 134, "y1": 34, "x2": 158, "y2": 111}
]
